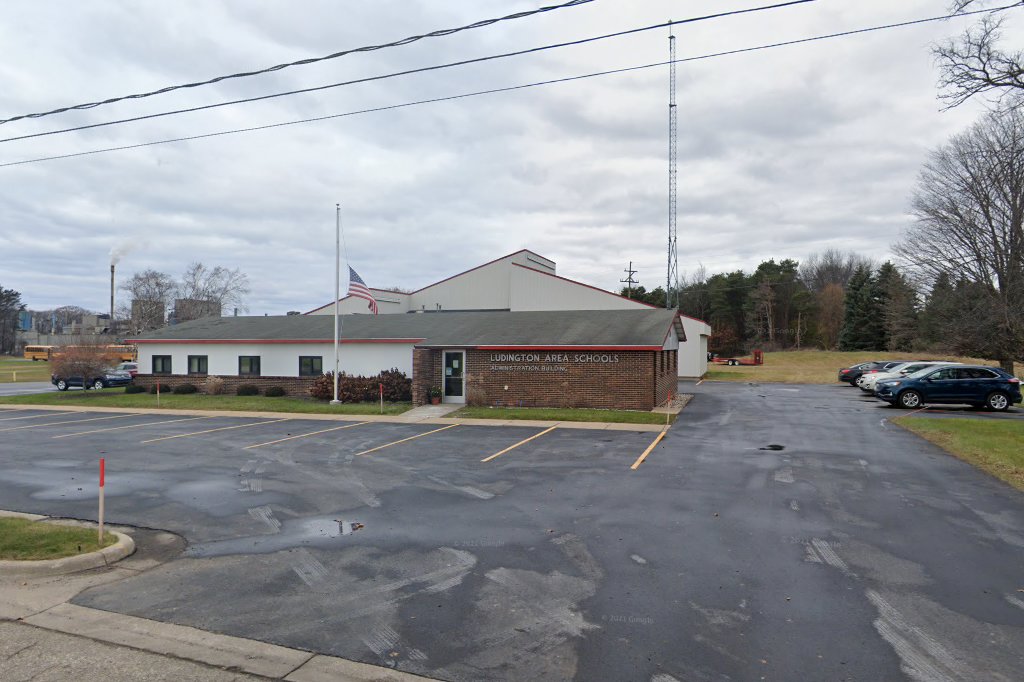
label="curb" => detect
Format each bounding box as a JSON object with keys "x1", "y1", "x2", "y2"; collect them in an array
[
  {"x1": 0, "y1": 404, "x2": 671, "y2": 431},
  {"x1": 0, "y1": 512, "x2": 135, "y2": 577}
]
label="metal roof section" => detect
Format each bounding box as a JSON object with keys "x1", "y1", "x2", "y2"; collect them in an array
[{"x1": 130, "y1": 309, "x2": 684, "y2": 348}]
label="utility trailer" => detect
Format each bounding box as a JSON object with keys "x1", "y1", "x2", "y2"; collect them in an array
[{"x1": 709, "y1": 349, "x2": 764, "y2": 366}]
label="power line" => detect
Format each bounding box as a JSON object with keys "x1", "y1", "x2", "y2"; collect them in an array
[
  {"x1": 2, "y1": 2, "x2": 1016, "y2": 169},
  {"x1": 0, "y1": 0, "x2": 818, "y2": 145},
  {"x1": 0, "y1": 0, "x2": 595, "y2": 127}
]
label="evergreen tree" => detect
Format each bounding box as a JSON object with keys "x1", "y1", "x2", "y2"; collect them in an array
[{"x1": 839, "y1": 265, "x2": 878, "y2": 350}]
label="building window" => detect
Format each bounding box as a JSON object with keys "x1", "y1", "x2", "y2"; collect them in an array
[
  {"x1": 152, "y1": 355, "x2": 172, "y2": 375},
  {"x1": 188, "y1": 355, "x2": 208, "y2": 375},
  {"x1": 239, "y1": 356, "x2": 261, "y2": 376},
  {"x1": 299, "y1": 356, "x2": 322, "y2": 376}
]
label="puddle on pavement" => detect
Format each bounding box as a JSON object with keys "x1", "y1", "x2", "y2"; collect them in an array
[
  {"x1": 759, "y1": 444, "x2": 786, "y2": 451},
  {"x1": 185, "y1": 515, "x2": 365, "y2": 558}
]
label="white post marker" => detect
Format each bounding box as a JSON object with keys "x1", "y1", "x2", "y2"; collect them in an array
[
  {"x1": 331, "y1": 203, "x2": 341, "y2": 405},
  {"x1": 156, "y1": 381, "x2": 161, "y2": 407},
  {"x1": 380, "y1": 382, "x2": 384, "y2": 414},
  {"x1": 98, "y1": 458, "x2": 105, "y2": 543}
]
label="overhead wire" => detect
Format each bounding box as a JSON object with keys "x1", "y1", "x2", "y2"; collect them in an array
[
  {"x1": 0, "y1": 0, "x2": 595, "y2": 126},
  {"x1": 0, "y1": 0, "x2": 818, "y2": 144},
  {"x1": 2, "y1": 1, "x2": 1019, "y2": 169}
]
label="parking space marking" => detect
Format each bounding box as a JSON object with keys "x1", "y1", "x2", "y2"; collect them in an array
[
  {"x1": 0, "y1": 411, "x2": 75, "y2": 422},
  {"x1": 0, "y1": 413, "x2": 136, "y2": 433},
  {"x1": 481, "y1": 426, "x2": 557, "y2": 463},
  {"x1": 355, "y1": 424, "x2": 459, "y2": 456},
  {"x1": 140, "y1": 418, "x2": 292, "y2": 444},
  {"x1": 630, "y1": 428, "x2": 668, "y2": 470},
  {"x1": 244, "y1": 421, "x2": 369, "y2": 449},
  {"x1": 53, "y1": 416, "x2": 213, "y2": 439}
]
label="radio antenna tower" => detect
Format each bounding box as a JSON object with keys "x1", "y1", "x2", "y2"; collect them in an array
[{"x1": 666, "y1": 27, "x2": 679, "y2": 310}]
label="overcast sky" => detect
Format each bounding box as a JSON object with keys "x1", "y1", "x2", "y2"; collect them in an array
[{"x1": 1, "y1": 0, "x2": 1021, "y2": 314}]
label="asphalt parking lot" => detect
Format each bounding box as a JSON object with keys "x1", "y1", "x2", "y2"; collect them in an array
[{"x1": 1, "y1": 382, "x2": 1023, "y2": 681}]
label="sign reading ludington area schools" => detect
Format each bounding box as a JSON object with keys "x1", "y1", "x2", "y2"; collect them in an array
[{"x1": 488, "y1": 352, "x2": 621, "y2": 373}]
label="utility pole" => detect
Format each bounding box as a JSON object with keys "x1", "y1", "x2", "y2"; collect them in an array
[
  {"x1": 620, "y1": 262, "x2": 639, "y2": 298},
  {"x1": 666, "y1": 27, "x2": 679, "y2": 310}
]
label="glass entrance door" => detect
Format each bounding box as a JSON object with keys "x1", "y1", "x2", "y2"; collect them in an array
[{"x1": 443, "y1": 350, "x2": 465, "y2": 403}]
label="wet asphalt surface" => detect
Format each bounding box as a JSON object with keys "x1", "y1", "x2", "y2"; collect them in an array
[{"x1": 0, "y1": 383, "x2": 1023, "y2": 681}]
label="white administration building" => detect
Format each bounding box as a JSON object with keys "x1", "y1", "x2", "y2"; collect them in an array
[{"x1": 307, "y1": 250, "x2": 711, "y2": 379}]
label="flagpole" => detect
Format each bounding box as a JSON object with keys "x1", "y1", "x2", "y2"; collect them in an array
[{"x1": 331, "y1": 203, "x2": 341, "y2": 405}]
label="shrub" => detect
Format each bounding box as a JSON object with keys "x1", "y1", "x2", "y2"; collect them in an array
[
  {"x1": 309, "y1": 370, "x2": 411, "y2": 402},
  {"x1": 264, "y1": 386, "x2": 286, "y2": 397},
  {"x1": 148, "y1": 384, "x2": 163, "y2": 394},
  {"x1": 237, "y1": 384, "x2": 260, "y2": 396},
  {"x1": 173, "y1": 383, "x2": 198, "y2": 394},
  {"x1": 203, "y1": 376, "x2": 225, "y2": 395},
  {"x1": 125, "y1": 385, "x2": 146, "y2": 394}
]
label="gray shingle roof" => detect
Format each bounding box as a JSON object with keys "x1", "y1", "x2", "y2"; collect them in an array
[{"x1": 130, "y1": 309, "x2": 685, "y2": 347}]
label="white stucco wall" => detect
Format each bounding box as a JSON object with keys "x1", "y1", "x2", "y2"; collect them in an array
[{"x1": 137, "y1": 342, "x2": 413, "y2": 377}]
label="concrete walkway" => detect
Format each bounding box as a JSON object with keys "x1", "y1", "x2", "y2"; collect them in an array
[
  {"x1": 0, "y1": 522, "x2": 435, "y2": 682},
  {"x1": 0, "y1": 404, "x2": 670, "y2": 432}
]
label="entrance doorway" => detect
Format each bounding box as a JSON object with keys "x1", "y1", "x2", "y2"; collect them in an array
[{"x1": 442, "y1": 350, "x2": 466, "y2": 404}]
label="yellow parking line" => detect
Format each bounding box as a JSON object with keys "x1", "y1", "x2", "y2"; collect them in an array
[
  {"x1": 630, "y1": 428, "x2": 668, "y2": 470},
  {"x1": 244, "y1": 421, "x2": 369, "y2": 449},
  {"x1": 140, "y1": 418, "x2": 291, "y2": 444},
  {"x1": 0, "y1": 414, "x2": 136, "y2": 433},
  {"x1": 481, "y1": 425, "x2": 557, "y2": 463},
  {"x1": 0, "y1": 411, "x2": 75, "y2": 422},
  {"x1": 53, "y1": 416, "x2": 213, "y2": 439},
  {"x1": 355, "y1": 424, "x2": 459, "y2": 456}
]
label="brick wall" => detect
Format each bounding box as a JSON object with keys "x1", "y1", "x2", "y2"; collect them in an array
[
  {"x1": 412, "y1": 348, "x2": 677, "y2": 411},
  {"x1": 133, "y1": 374, "x2": 318, "y2": 396},
  {"x1": 411, "y1": 349, "x2": 438, "y2": 405}
]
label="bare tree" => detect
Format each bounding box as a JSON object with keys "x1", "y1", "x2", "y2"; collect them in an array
[
  {"x1": 934, "y1": 1, "x2": 1024, "y2": 109},
  {"x1": 121, "y1": 269, "x2": 175, "y2": 332},
  {"x1": 799, "y1": 249, "x2": 873, "y2": 293},
  {"x1": 816, "y1": 283, "x2": 845, "y2": 349},
  {"x1": 179, "y1": 262, "x2": 251, "y2": 316},
  {"x1": 895, "y1": 107, "x2": 1024, "y2": 371}
]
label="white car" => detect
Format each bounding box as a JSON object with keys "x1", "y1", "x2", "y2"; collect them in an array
[{"x1": 858, "y1": 361, "x2": 960, "y2": 392}]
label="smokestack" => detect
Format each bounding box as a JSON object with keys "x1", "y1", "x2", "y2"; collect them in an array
[{"x1": 110, "y1": 263, "x2": 115, "y2": 333}]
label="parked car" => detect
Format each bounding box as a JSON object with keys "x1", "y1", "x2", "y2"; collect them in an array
[
  {"x1": 857, "y1": 361, "x2": 959, "y2": 392},
  {"x1": 875, "y1": 365, "x2": 1022, "y2": 411},
  {"x1": 838, "y1": 361, "x2": 902, "y2": 384},
  {"x1": 114, "y1": 362, "x2": 139, "y2": 377},
  {"x1": 51, "y1": 368, "x2": 133, "y2": 391}
]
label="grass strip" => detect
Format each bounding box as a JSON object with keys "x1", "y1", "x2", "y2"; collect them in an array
[
  {"x1": 0, "y1": 517, "x2": 116, "y2": 560},
  {"x1": 0, "y1": 390, "x2": 412, "y2": 415},
  {"x1": 0, "y1": 356, "x2": 54, "y2": 383},
  {"x1": 705, "y1": 350, "x2": 1012, "y2": 385},
  {"x1": 451, "y1": 405, "x2": 673, "y2": 425},
  {"x1": 895, "y1": 417, "x2": 1024, "y2": 491}
]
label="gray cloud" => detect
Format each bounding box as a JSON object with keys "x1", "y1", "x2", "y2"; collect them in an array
[{"x1": 1, "y1": 0, "x2": 1018, "y2": 312}]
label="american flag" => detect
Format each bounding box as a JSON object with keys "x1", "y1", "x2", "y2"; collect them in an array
[{"x1": 347, "y1": 266, "x2": 378, "y2": 314}]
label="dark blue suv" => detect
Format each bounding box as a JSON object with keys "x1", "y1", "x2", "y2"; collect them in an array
[{"x1": 875, "y1": 365, "x2": 1022, "y2": 411}]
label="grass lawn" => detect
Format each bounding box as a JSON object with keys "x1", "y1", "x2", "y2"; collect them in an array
[
  {"x1": 0, "y1": 389, "x2": 412, "y2": 415},
  {"x1": 0, "y1": 356, "x2": 54, "y2": 383},
  {"x1": 896, "y1": 417, "x2": 1024, "y2": 491},
  {"x1": 450, "y1": 405, "x2": 673, "y2": 425},
  {"x1": 0, "y1": 517, "x2": 116, "y2": 560},
  {"x1": 704, "y1": 350, "x2": 1013, "y2": 385}
]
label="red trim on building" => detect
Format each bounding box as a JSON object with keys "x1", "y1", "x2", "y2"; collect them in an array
[
  {"x1": 130, "y1": 338, "x2": 423, "y2": 345},
  {"x1": 303, "y1": 249, "x2": 553, "y2": 315},
  {"x1": 411, "y1": 249, "x2": 552, "y2": 294},
  {"x1": 510, "y1": 263, "x2": 711, "y2": 326},
  {"x1": 472, "y1": 345, "x2": 663, "y2": 351}
]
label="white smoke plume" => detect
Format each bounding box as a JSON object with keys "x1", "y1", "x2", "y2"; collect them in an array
[{"x1": 110, "y1": 244, "x2": 133, "y2": 266}]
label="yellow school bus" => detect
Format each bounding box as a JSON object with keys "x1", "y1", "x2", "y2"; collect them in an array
[
  {"x1": 107, "y1": 345, "x2": 137, "y2": 362},
  {"x1": 23, "y1": 345, "x2": 55, "y2": 361}
]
